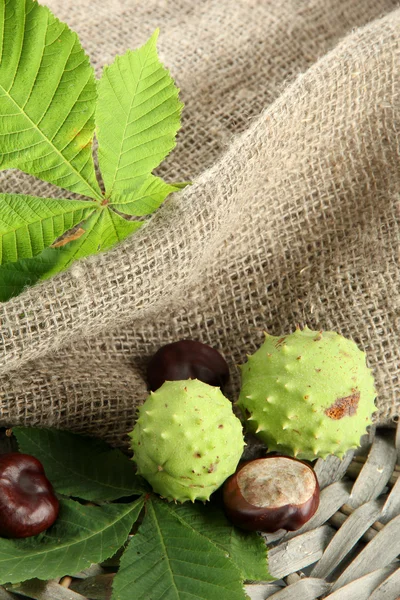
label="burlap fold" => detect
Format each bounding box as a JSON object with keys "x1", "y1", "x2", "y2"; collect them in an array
[{"x1": 0, "y1": 0, "x2": 399, "y2": 446}]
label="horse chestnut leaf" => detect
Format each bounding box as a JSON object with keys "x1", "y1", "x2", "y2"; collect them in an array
[
  {"x1": 0, "y1": 453, "x2": 59, "y2": 538},
  {"x1": 222, "y1": 456, "x2": 319, "y2": 533},
  {"x1": 147, "y1": 340, "x2": 230, "y2": 391}
]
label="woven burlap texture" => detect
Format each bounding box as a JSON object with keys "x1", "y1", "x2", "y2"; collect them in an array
[{"x1": 0, "y1": 0, "x2": 399, "y2": 447}]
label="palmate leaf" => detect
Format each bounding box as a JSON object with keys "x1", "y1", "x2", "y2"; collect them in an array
[
  {"x1": 0, "y1": 0, "x2": 102, "y2": 200},
  {"x1": 0, "y1": 15, "x2": 185, "y2": 301},
  {"x1": 0, "y1": 193, "x2": 97, "y2": 264},
  {"x1": 112, "y1": 496, "x2": 247, "y2": 600},
  {"x1": 96, "y1": 30, "x2": 183, "y2": 198},
  {"x1": 0, "y1": 497, "x2": 144, "y2": 585},
  {"x1": 0, "y1": 206, "x2": 143, "y2": 301},
  {"x1": 14, "y1": 427, "x2": 147, "y2": 501}
]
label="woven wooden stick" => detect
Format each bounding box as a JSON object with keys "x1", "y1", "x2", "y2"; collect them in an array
[
  {"x1": 70, "y1": 574, "x2": 114, "y2": 600},
  {"x1": 347, "y1": 461, "x2": 399, "y2": 487}
]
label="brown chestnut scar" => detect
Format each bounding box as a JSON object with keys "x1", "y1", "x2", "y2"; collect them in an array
[
  {"x1": 274, "y1": 337, "x2": 286, "y2": 348},
  {"x1": 325, "y1": 391, "x2": 360, "y2": 419}
]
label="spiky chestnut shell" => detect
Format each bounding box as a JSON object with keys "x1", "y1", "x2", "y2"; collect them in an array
[
  {"x1": 130, "y1": 379, "x2": 245, "y2": 502},
  {"x1": 237, "y1": 327, "x2": 376, "y2": 460}
]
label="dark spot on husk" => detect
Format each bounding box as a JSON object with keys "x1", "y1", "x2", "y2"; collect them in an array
[
  {"x1": 325, "y1": 392, "x2": 360, "y2": 419},
  {"x1": 275, "y1": 337, "x2": 286, "y2": 348},
  {"x1": 194, "y1": 452, "x2": 202, "y2": 458}
]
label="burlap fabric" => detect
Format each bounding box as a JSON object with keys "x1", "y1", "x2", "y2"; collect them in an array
[{"x1": 0, "y1": 0, "x2": 399, "y2": 447}]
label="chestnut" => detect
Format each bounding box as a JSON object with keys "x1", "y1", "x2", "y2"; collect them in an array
[
  {"x1": 0, "y1": 453, "x2": 59, "y2": 538},
  {"x1": 146, "y1": 340, "x2": 230, "y2": 391},
  {"x1": 222, "y1": 456, "x2": 319, "y2": 533}
]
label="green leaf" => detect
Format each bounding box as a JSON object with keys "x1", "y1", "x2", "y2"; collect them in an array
[
  {"x1": 112, "y1": 496, "x2": 247, "y2": 600},
  {"x1": 14, "y1": 427, "x2": 147, "y2": 502},
  {"x1": 0, "y1": 0, "x2": 102, "y2": 200},
  {"x1": 96, "y1": 30, "x2": 183, "y2": 197},
  {"x1": 0, "y1": 207, "x2": 142, "y2": 301},
  {"x1": 110, "y1": 175, "x2": 181, "y2": 216},
  {"x1": 0, "y1": 497, "x2": 144, "y2": 585},
  {"x1": 0, "y1": 251, "x2": 57, "y2": 302},
  {"x1": 172, "y1": 502, "x2": 272, "y2": 582},
  {"x1": 0, "y1": 194, "x2": 97, "y2": 265},
  {"x1": 36, "y1": 207, "x2": 143, "y2": 279}
]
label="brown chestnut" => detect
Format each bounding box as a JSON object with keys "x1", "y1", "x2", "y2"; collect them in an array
[
  {"x1": 146, "y1": 340, "x2": 230, "y2": 391},
  {"x1": 0, "y1": 453, "x2": 59, "y2": 538},
  {"x1": 222, "y1": 456, "x2": 319, "y2": 533}
]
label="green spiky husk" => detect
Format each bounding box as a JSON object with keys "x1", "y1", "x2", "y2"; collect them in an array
[
  {"x1": 130, "y1": 379, "x2": 245, "y2": 502},
  {"x1": 237, "y1": 327, "x2": 376, "y2": 460}
]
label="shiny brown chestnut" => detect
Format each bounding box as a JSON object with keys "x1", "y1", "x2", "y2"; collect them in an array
[
  {"x1": 147, "y1": 340, "x2": 230, "y2": 391},
  {"x1": 0, "y1": 453, "x2": 59, "y2": 538},
  {"x1": 222, "y1": 456, "x2": 319, "y2": 533}
]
